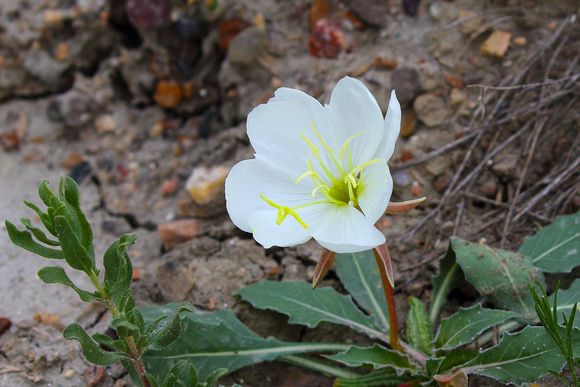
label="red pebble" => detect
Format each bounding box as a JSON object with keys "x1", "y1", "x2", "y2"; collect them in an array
[
  {"x1": 307, "y1": 19, "x2": 347, "y2": 58},
  {"x1": 125, "y1": 0, "x2": 171, "y2": 29},
  {"x1": 0, "y1": 317, "x2": 12, "y2": 336}
]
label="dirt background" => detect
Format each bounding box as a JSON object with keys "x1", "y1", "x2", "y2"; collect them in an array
[{"x1": 0, "y1": 0, "x2": 578, "y2": 386}]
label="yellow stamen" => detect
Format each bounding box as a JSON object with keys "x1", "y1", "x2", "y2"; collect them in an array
[
  {"x1": 295, "y1": 170, "x2": 316, "y2": 184},
  {"x1": 261, "y1": 194, "x2": 309, "y2": 229},
  {"x1": 339, "y1": 131, "x2": 365, "y2": 160}
]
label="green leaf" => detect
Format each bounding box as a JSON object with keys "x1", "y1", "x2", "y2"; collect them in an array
[
  {"x1": 54, "y1": 215, "x2": 94, "y2": 272},
  {"x1": 446, "y1": 238, "x2": 544, "y2": 322},
  {"x1": 23, "y1": 201, "x2": 56, "y2": 236},
  {"x1": 333, "y1": 368, "x2": 415, "y2": 387},
  {"x1": 145, "y1": 302, "x2": 195, "y2": 351},
  {"x1": 20, "y1": 218, "x2": 59, "y2": 246},
  {"x1": 406, "y1": 297, "x2": 434, "y2": 355},
  {"x1": 5, "y1": 220, "x2": 64, "y2": 259},
  {"x1": 38, "y1": 180, "x2": 58, "y2": 207},
  {"x1": 520, "y1": 211, "x2": 580, "y2": 273},
  {"x1": 203, "y1": 367, "x2": 228, "y2": 387},
  {"x1": 434, "y1": 305, "x2": 518, "y2": 350},
  {"x1": 63, "y1": 323, "x2": 124, "y2": 365},
  {"x1": 325, "y1": 344, "x2": 415, "y2": 374},
  {"x1": 236, "y1": 281, "x2": 382, "y2": 339},
  {"x1": 37, "y1": 266, "x2": 98, "y2": 302},
  {"x1": 140, "y1": 305, "x2": 349, "y2": 383},
  {"x1": 437, "y1": 350, "x2": 478, "y2": 374},
  {"x1": 335, "y1": 251, "x2": 389, "y2": 331},
  {"x1": 429, "y1": 244, "x2": 465, "y2": 324},
  {"x1": 104, "y1": 233, "x2": 138, "y2": 289},
  {"x1": 160, "y1": 360, "x2": 188, "y2": 387},
  {"x1": 461, "y1": 325, "x2": 580, "y2": 382},
  {"x1": 62, "y1": 177, "x2": 95, "y2": 265},
  {"x1": 550, "y1": 279, "x2": 580, "y2": 327}
]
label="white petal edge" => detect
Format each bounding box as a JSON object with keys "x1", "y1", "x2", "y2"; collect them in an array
[
  {"x1": 357, "y1": 160, "x2": 393, "y2": 225},
  {"x1": 225, "y1": 158, "x2": 315, "y2": 233},
  {"x1": 376, "y1": 90, "x2": 401, "y2": 161},
  {"x1": 247, "y1": 101, "x2": 319, "y2": 177},
  {"x1": 268, "y1": 87, "x2": 338, "y2": 149},
  {"x1": 324, "y1": 77, "x2": 385, "y2": 169},
  {"x1": 313, "y1": 203, "x2": 386, "y2": 253}
]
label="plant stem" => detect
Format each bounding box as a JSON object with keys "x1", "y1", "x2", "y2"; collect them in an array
[
  {"x1": 280, "y1": 355, "x2": 360, "y2": 379},
  {"x1": 372, "y1": 248, "x2": 401, "y2": 351},
  {"x1": 88, "y1": 270, "x2": 151, "y2": 387}
]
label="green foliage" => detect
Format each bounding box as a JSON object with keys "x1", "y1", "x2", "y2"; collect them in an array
[
  {"x1": 438, "y1": 238, "x2": 544, "y2": 322},
  {"x1": 406, "y1": 297, "x2": 433, "y2": 356},
  {"x1": 429, "y1": 243, "x2": 464, "y2": 324},
  {"x1": 37, "y1": 266, "x2": 99, "y2": 302},
  {"x1": 461, "y1": 325, "x2": 580, "y2": 382},
  {"x1": 529, "y1": 283, "x2": 579, "y2": 386},
  {"x1": 520, "y1": 211, "x2": 580, "y2": 273},
  {"x1": 140, "y1": 305, "x2": 349, "y2": 383},
  {"x1": 4, "y1": 177, "x2": 197, "y2": 387},
  {"x1": 325, "y1": 344, "x2": 415, "y2": 374},
  {"x1": 63, "y1": 323, "x2": 124, "y2": 365},
  {"x1": 433, "y1": 305, "x2": 517, "y2": 350},
  {"x1": 549, "y1": 279, "x2": 580, "y2": 327},
  {"x1": 333, "y1": 367, "x2": 417, "y2": 386},
  {"x1": 236, "y1": 280, "x2": 380, "y2": 336},
  {"x1": 335, "y1": 250, "x2": 389, "y2": 331}
]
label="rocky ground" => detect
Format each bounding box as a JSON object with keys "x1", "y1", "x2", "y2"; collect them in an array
[{"x1": 0, "y1": 0, "x2": 578, "y2": 386}]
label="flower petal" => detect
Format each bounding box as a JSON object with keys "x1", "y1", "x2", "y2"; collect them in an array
[
  {"x1": 357, "y1": 160, "x2": 393, "y2": 224},
  {"x1": 269, "y1": 87, "x2": 336, "y2": 144},
  {"x1": 324, "y1": 77, "x2": 384, "y2": 168},
  {"x1": 225, "y1": 158, "x2": 314, "y2": 233},
  {"x1": 313, "y1": 203, "x2": 386, "y2": 253},
  {"x1": 247, "y1": 101, "x2": 315, "y2": 177},
  {"x1": 375, "y1": 90, "x2": 401, "y2": 161},
  {"x1": 247, "y1": 202, "x2": 331, "y2": 248}
]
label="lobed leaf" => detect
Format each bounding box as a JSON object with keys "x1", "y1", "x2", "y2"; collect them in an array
[
  {"x1": 335, "y1": 251, "x2": 390, "y2": 332},
  {"x1": 520, "y1": 211, "x2": 580, "y2": 273},
  {"x1": 236, "y1": 280, "x2": 381, "y2": 338},
  {"x1": 140, "y1": 305, "x2": 349, "y2": 383},
  {"x1": 434, "y1": 305, "x2": 518, "y2": 350},
  {"x1": 461, "y1": 325, "x2": 580, "y2": 382}
]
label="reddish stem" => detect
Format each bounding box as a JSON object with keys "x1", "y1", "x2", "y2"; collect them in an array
[{"x1": 373, "y1": 247, "x2": 401, "y2": 351}]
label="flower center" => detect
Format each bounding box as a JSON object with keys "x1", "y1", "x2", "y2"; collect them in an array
[{"x1": 260, "y1": 122, "x2": 382, "y2": 229}]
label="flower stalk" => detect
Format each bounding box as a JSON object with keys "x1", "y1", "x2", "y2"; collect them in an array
[{"x1": 372, "y1": 245, "x2": 401, "y2": 351}]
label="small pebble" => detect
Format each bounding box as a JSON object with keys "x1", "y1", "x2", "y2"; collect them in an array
[
  {"x1": 480, "y1": 31, "x2": 512, "y2": 59},
  {"x1": 307, "y1": 19, "x2": 348, "y2": 58},
  {"x1": 161, "y1": 179, "x2": 178, "y2": 196},
  {"x1": 158, "y1": 219, "x2": 200, "y2": 250},
  {"x1": 513, "y1": 36, "x2": 527, "y2": 46},
  {"x1": 154, "y1": 80, "x2": 183, "y2": 109},
  {"x1": 375, "y1": 56, "x2": 398, "y2": 69},
  {"x1": 0, "y1": 317, "x2": 12, "y2": 336},
  {"x1": 393, "y1": 170, "x2": 411, "y2": 186}
]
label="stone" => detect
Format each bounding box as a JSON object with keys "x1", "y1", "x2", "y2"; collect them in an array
[
  {"x1": 125, "y1": 0, "x2": 171, "y2": 29},
  {"x1": 186, "y1": 166, "x2": 229, "y2": 205},
  {"x1": 157, "y1": 219, "x2": 200, "y2": 250},
  {"x1": 480, "y1": 31, "x2": 512, "y2": 59},
  {"x1": 449, "y1": 88, "x2": 466, "y2": 105},
  {"x1": 307, "y1": 19, "x2": 348, "y2": 58},
  {"x1": 413, "y1": 93, "x2": 447, "y2": 127},
  {"x1": 349, "y1": 0, "x2": 389, "y2": 28},
  {"x1": 375, "y1": 56, "x2": 398, "y2": 69},
  {"x1": 227, "y1": 27, "x2": 268, "y2": 66},
  {"x1": 391, "y1": 68, "x2": 422, "y2": 106},
  {"x1": 154, "y1": 80, "x2": 183, "y2": 108}
]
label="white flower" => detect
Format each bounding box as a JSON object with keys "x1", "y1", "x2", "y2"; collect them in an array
[{"x1": 225, "y1": 77, "x2": 401, "y2": 253}]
